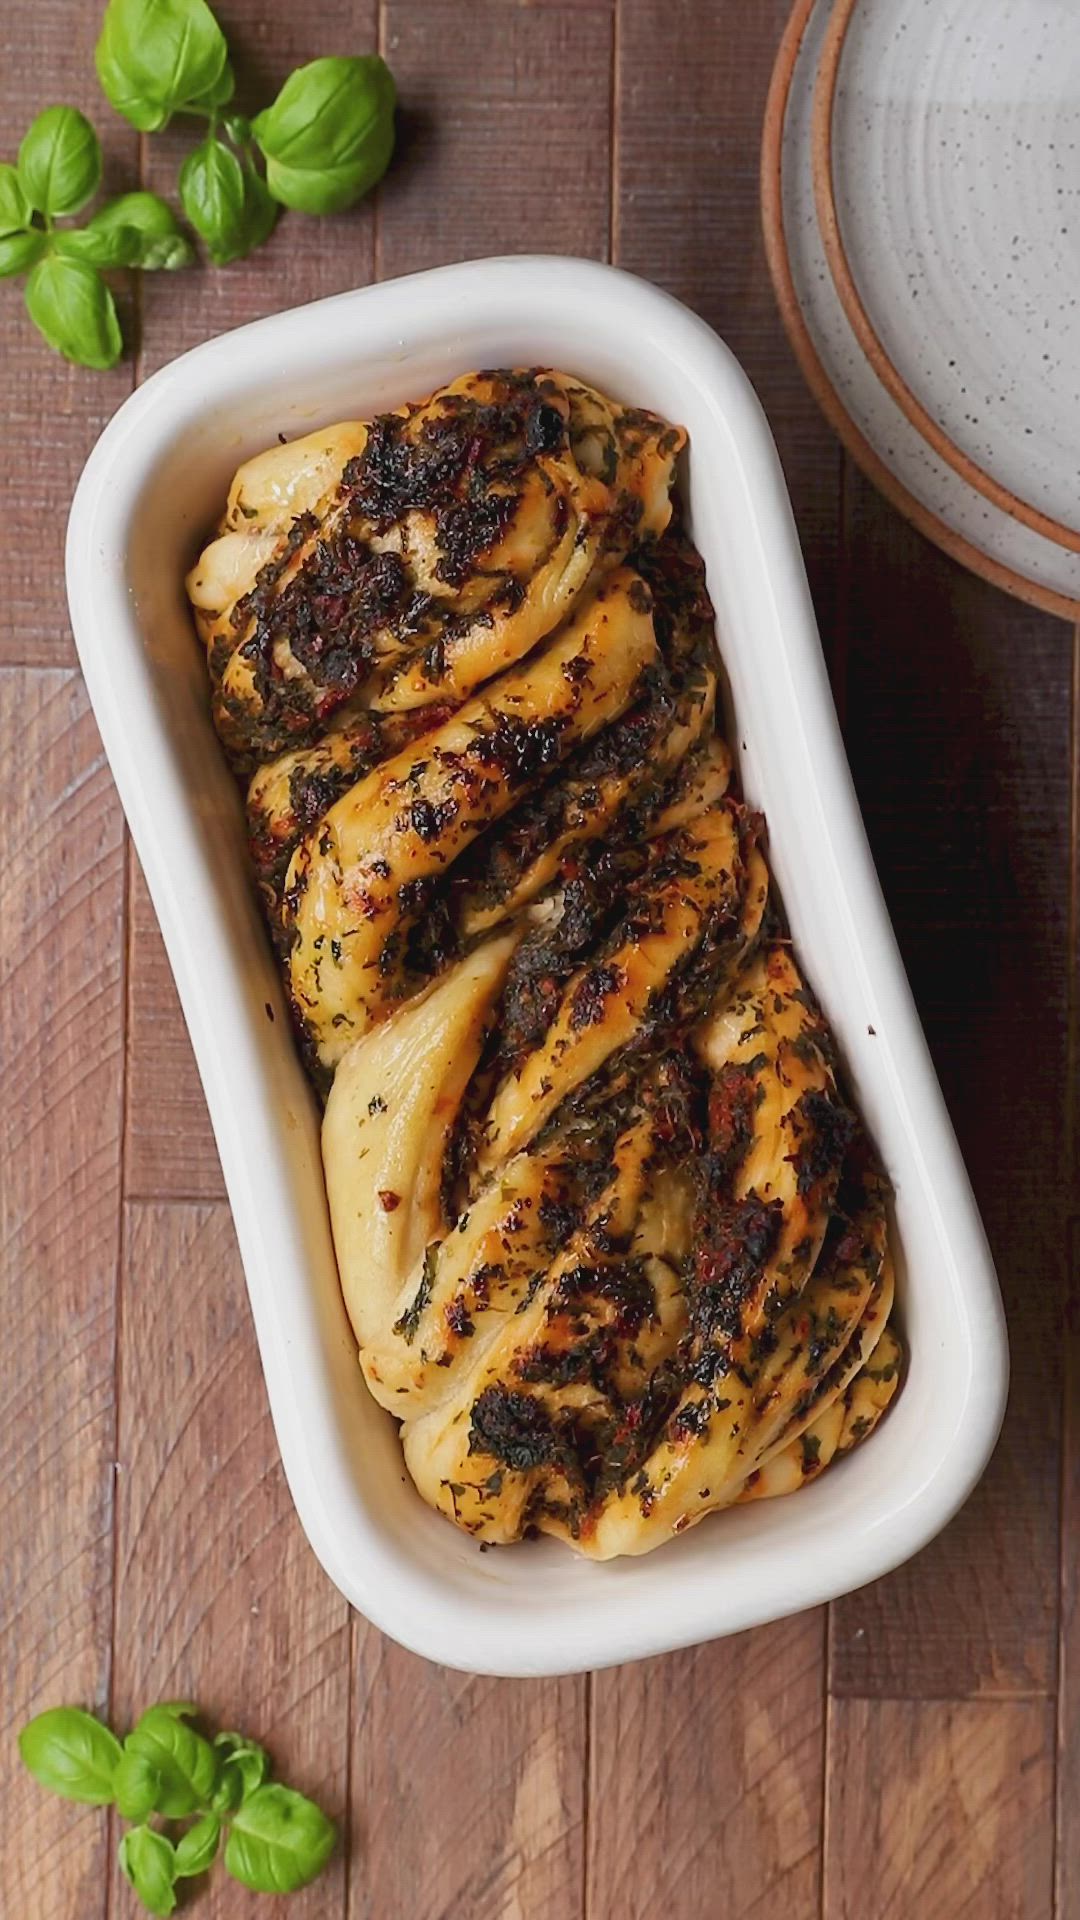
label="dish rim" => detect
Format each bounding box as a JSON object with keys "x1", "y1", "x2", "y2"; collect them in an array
[{"x1": 64, "y1": 253, "x2": 1009, "y2": 1675}]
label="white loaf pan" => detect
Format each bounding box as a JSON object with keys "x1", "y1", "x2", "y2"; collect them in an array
[{"x1": 66, "y1": 256, "x2": 1008, "y2": 1676}]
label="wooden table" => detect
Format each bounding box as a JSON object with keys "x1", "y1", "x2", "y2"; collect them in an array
[{"x1": 2, "y1": 3, "x2": 1073, "y2": 1914}]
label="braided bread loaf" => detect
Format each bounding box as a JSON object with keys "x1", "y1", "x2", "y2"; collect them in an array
[{"x1": 189, "y1": 369, "x2": 902, "y2": 1559}]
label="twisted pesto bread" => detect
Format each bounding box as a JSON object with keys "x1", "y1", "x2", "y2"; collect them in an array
[{"x1": 190, "y1": 368, "x2": 902, "y2": 1559}]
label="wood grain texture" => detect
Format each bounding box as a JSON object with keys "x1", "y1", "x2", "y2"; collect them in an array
[
  {"x1": 125, "y1": 863, "x2": 224, "y2": 1200},
  {"x1": 122, "y1": 867, "x2": 221, "y2": 1198},
  {"x1": 378, "y1": 0, "x2": 612, "y2": 277},
  {"x1": 110, "y1": 1202, "x2": 351, "y2": 1916},
  {"x1": 1070, "y1": 620, "x2": 1080, "y2": 1202},
  {"x1": 1056, "y1": 1216, "x2": 1080, "y2": 1916},
  {"x1": 614, "y1": 0, "x2": 843, "y2": 631},
  {"x1": 830, "y1": 469, "x2": 1071, "y2": 1699},
  {"x1": 589, "y1": 1618, "x2": 825, "y2": 1920},
  {"x1": 823, "y1": 1698, "x2": 1056, "y2": 1920},
  {"x1": 0, "y1": 5, "x2": 136, "y2": 667},
  {"x1": 0, "y1": 669, "x2": 125, "y2": 1918},
  {"x1": 349, "y1": 1626, "x2": 585, "y2": 1920}
]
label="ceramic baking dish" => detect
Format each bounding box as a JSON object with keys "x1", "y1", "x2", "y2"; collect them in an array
[{"x1": 66, "y1": 255, "x2": 1007, "y2": 1676}]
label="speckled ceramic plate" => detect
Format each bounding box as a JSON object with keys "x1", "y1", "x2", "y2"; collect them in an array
[{"x1": 763, "y1": 0, "x2": 1080, "y2": 619}]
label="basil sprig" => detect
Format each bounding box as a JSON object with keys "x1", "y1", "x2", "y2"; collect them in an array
[
  {"x1": 97, "y1": 0, "x2": 395, "y2": 245},
  {"x1": 18, "y1": 1700, "x2": 337, "y2": 1912},
  {"x1": 2, "y1": 105, "x2": 191, "y2": 368},
  {"x1": 3, "y1": 0, "x2": 396, "y2": 368}
]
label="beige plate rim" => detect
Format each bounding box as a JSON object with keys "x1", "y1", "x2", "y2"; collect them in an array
[
  {"x1": 760, "y1": 0, "x2": 1080, "y2": 625},
  {"x1": 813, "y1": 0, "x2": 1080, "y2": 557}
]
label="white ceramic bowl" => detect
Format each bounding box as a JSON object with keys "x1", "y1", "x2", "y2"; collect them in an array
[{"x1": 66, "y1": 256, "x2": 1007, "y2": 1676}]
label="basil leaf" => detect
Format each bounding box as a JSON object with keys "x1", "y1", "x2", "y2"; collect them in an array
[
  {"x1": 187, "y1": 55, "x2": 235, "y2": 112},
  {"x1": 178, "y1": 134, "x2": 242, "y2": 261},
  {"x1": 253, "y1": 55, "x2": 395, "y2": 214},
  {"x1": 213, "y1": 1728, "x2": 269, "y2": 1762},
  {"x1": 261, "y1": 146, "x2": 393, "y2": 217},
  {"x1": 25, "y1": 257, "x2": 122, "y2": 368},
  {"x1": 209, "y1": 1760, "x2": 243, "y2": 1814},
  {"x1": 96, "y1": 0, "x2": 229, "y2": 132},
  {"x1": 238, "y1": 160, "x2": 278, "y2": 254},
  {"x1": 0, "y1": 230, "x2": 46, "y2": 277},
  {"x1": 95, "y1": 33, "x2": 172, "y2": 133},
  {"x1": 224, "y1": 1783, "x2": 336, "y2": 1893},
  {"x1": 222, "y1": 112, "x2": 251, "y2": 145},
  {"x1": 0, "y1": 162, "x2": 31, "y2": 235},
  {"x1": 17, "y1": 107, "x2": 101, "y2": 218},
  {"x1": 18, "y1": 1706, "x2": 121, "y2": 1803},
  {"x1": 119, "y1": 1825, "x2": 177, "y2": 1917},
  {"x1": 213, "y1": 1731, "x2": 269, "y2": 1800},
  {"x1": 174, "y1": 1811, "x2": 221, "y2": 1877},
  {"x1": 180, "y1": 137, "x2": 276, "y2": 264},
  {"x1": 86, "y1": 193, "x2": 193, "y2": 269},
  {"x1": 113, "y1": 1746, "x2": 166, "y2": 1820},
  {"x1": 53, "y1": 224, "x2": 139, "y2": 270},
  {"x1": 125, "y1": 1705, "x2": 219, "y2": 1817}
]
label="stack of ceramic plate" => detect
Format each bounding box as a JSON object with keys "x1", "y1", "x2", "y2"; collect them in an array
[{"x1": 762, "y1": 0, "x2": 1080, "y2": 620}]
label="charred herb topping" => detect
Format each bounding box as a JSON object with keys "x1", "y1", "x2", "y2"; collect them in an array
[
  {"x1": 468, "y1": 1386, "x2": 559, "y2": 1473},
  {"x1": 393, "y1": 1244, "x2": 438, "y2": 1344},
  {"x1": 445, "y1": 1296, "x2": 475, "y2": 1340},
  {"x1": 787, "y1": 1088, "x2": 855, "y2": 1196},
  {"x1": 689, "y1": 1195, "x2": 785, "y2": 1354},
  {"x1": 568, "y1": 963, "x2": 625, "y2": 1031}
]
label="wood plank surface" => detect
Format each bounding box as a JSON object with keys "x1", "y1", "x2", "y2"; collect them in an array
[
  {"x1": 379, "y1": 0, "x2": 613, "y2": 278},
  {"x1": 0, "y1": 669, "x2": 125, "y2": 1918},
  {"x1": 109, "y1": 1203, "x2": 351, "y2": 1917},
  {"x1": 589, "y1": 1619, "x2": 825, "y2": 1920},
  {"x1": 350, "y1": 1631, "x2": 586, "y2": 1920},
  {"x1": 2, "y1": 3, "x2": 1077, "y2": 1917},
  {"x1": 829, "y1": 471, "x2": 1071, "y2": 1700},
  {"x1": 1056, "y1": 1214, "x2": 1080, "y2": 1915},
  {"x1": 125, "y1": 866, "x2": 224, "y2": 1201},
  {"x1": 823, "y1": 1698, "x2": 1056, "y2": 1920}
]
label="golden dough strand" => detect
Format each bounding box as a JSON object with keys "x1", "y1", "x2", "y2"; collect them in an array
[{"x1": 285, "y1": 564, "x2": 659, "y2": 1069}]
